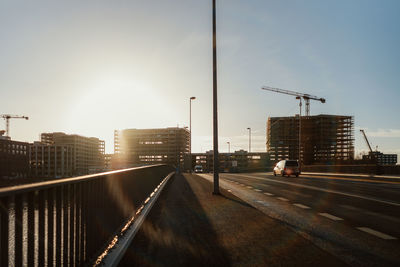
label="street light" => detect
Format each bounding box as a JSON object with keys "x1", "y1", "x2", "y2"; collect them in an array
[
  {"x1": 190, "y1": 96, "x2": 196, "y2": 173},
  {"x1": 227, "y1": 141, "x2": 230, "y2": 154},
  {"x1": 212, "y1": 0, "x2": 220, "y2": 194},
  {"x1": 296, "y1": 96, "x2": 302, "y2": 167},
  {"x1": 247, "y1": 127, "x2": 251, "y2": 153}
]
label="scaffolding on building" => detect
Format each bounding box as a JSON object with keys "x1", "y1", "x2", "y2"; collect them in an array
[{"x1": 267, "y1": 114, "x2": 354, "y2": 165}]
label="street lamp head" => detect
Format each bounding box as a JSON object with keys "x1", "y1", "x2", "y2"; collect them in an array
[
  {"x1": 247, "y1": 127, "x2": 250, "y2": 130},
  {"x1": 190, "y1": 97, "x2": 196, "y2": 100}
]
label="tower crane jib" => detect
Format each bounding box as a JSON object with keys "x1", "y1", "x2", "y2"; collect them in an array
[
  {"x1": 261, "y1": 86, "x2": 326, "y2": 116},
  {"x1": 0, "y1": 114, "x2": 29, "y2": 138}
]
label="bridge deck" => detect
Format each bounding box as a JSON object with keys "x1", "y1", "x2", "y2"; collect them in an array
[{"x1": 119, "y1": 173, "x2": 344, "y2": 266}]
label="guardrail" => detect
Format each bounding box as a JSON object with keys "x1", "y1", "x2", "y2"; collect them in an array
[{"x1": 0, "y1": 164, "x2": 174, "y2": 266}]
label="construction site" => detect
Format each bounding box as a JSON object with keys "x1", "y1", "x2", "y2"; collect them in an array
[{"x1": 267, "y1": 115, "x2": 354, "y2": 165}]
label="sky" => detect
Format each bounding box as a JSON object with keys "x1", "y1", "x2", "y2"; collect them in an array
[{"x1": 1, "y1": 0, "x2": 399, "y2": 159}]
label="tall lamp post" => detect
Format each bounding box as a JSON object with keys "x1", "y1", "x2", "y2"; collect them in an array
[
  {"x1": 212, "y1": 0, "x2": 220, "y2": 194},
  {"x1": 247, "y1": 127, "x2": 251, "y2": 153},
  {"x1": 190, "y1": 96, "x2": 196, "y2": 173},
  {"x1": 227, "y1": 141, "x2": 230, "y2": 154},
  {"x1": 296, "y1": 96, "x2": 302, "y2": 168}
]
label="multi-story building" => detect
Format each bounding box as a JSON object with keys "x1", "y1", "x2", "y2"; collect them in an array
[
  {"x1": 267, "y1": 114, "x2": 354, "y2": 165},
  {"x1": 192, "y1": 150, "x2": 271, "y2": 172},
  {"x1": 0, "y1": 134, "x2": 30, "y2": 178},
  {"x1": 40, "y1": 132, "x2": 105, "y2": 175},
  {"x1": 114, "y1": 127, "x2": 189, "y2": 168},
  {"x1": 363, "y1": 151, "x2": 397, "y2": 165},
  {"x1": 30, "y1": 142, "x2": 74, "y2": 178}
]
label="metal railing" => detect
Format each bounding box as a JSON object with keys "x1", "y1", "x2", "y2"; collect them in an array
[{"x1": 0, "y1": 164, "x2": 174, "y2": 266}]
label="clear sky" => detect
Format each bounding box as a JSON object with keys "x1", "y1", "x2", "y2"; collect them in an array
[{"x1": 1, "y1": 0, "x2": 399, "y2": 159}]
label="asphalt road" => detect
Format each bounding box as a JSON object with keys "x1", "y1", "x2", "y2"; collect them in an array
[{"x1": 198, "y1": 172, "x2": 400, "y2": 266}]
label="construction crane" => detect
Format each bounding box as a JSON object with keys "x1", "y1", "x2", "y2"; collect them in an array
[
  {"x1": 0, "y1": 114, "x2": 29, "y2": 137},
  {"x1": 359, "y1": 129, "x2": 373, "y2": 154},
  {"x1": 261, "y1": 86, "x2": 326, "y2": 116}
]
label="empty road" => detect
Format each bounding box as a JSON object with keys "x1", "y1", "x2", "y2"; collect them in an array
[{"x1": 198, "y1": 172, "x2": 400, "y2": 266}]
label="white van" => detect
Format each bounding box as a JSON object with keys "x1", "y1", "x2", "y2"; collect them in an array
[{"x1": 273, "y1": 160, "x2": 300, "y2": 177}]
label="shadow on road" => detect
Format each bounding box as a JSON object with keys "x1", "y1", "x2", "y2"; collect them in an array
[{"x1": 118, "y1": 173, "x2": 231, "y2": 266}]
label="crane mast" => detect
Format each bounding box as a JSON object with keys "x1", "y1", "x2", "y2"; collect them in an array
[
  {"x1": 261, "y1": 86, "x2": 326, "y2": 116},
  {"x1": 0, "y1": 114, "x2": 29, "y2": 138}
]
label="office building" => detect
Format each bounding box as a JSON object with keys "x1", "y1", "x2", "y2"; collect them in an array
[
  {"x1": 30, "y1": 142, "x2": 74, "y2": 178},
  {"x1": 114, "y1": 127, "x2": 189, "y2": 167},
  {"x1": 40, "y1": 132, "x2": 105, "y2": 175},
  {"x1": 0, "y1": 134, "x2": 30, "y2": 179}
]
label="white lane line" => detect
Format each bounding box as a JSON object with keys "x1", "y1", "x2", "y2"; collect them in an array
[
  {"x1": 230, "y1": 174, "x2": 400, "y2": 207},
  {"x1": 357, "y1": 227, "x2": 397, "y2": 240},
  {"x1": 264, "y1": 192, "x2": 274, "y2": 196},
  {"x1": 227, "y1": 189, "x2": 232, "y2": 192},
  {"x1": 246, "y1": 186, "x2": 253, "y2": 189},
  {"x1": 293, "y1": 203, "x2": 310, "y2": 209},
  {"x1": 254, "y1": 189, "x2": 262, "y2": 192},
  {"x1": 319, "y1": 213, "x2": 343, "y2": 221},
  {"x1": 277, "y1": 197, "x2": 289, "y2": 202}
]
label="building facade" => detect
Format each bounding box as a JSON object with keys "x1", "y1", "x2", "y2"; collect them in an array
[
  {"x1": 267, "y1": 114, "x2": 354, "y2": 165},
  {"x1": 0, "y1": 136, "x2": 30, "y2": 178},
  {"x1": 192, "y1": 150, "x2": 271, "y2": 172},
  {"x1": 363, "y1": 151, "x2": 397, "y2": 165},
  {"x1": 114, "y1": 127, "x2": 189, "y2": 168},
  {"x1": 30, "y1": 142, "x2": 74, "y2": 178},
  {"x1": 40, "y1": 132, "x2": 105, "y2": 175}
]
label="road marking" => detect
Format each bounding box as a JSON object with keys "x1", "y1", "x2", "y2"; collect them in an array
[
  {"x1": 246, "y1": 186, "x2": 253, "y2": 189},
  {"x1": 229, "y1": 174, "x2": 400, "y2": 207},
  {"x1": 293, "y1": 203, "x2": 310, "y2": 209},
  {"x1": 277, "y1": 197, "x2": 289, "y2": 202},
  {"x1": 240, "y1": 184, "x2": 245, "y2": 186},
  {"x1": 227, "y1": 189, "x2": 232, "y2": 192},
  {"x1": 254, "y1": 189, "x2": 262, "y2": 192},
  {"x1": 357, "y1": 227, "x2": 397, "y2": 240},
  {"x1": 264, "y1": 192, "x2": 274, "y2": 196},
  {"x1": 303, "y1": 174, "x2": 400, "y2": 185},
  {"x1": 319, "y1": 213, "x2": 343, "y2": 221}
]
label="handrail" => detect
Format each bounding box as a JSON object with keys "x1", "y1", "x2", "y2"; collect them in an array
[
  {"x1": 0, "y1": 164, "x2": 174, "y2": 266},
  {"x1": 0, "y1": 164, "x2": 165, "y2": 197}
]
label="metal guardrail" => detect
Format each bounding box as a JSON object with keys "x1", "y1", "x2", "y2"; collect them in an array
[{"x1": 0, "y1": 164, "x2": 174, "y2": 266}]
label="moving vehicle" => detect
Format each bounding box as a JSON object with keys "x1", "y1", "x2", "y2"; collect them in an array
[
  {"x1": 194, "y1": 165, "x2": 203, "y2": 173},
  {"x1": 273, "y1": 160, "x2": 300, "y2": 177}
]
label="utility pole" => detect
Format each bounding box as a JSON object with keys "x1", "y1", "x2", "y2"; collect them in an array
[
  {"x1": 227, "y1": 141, "x2": 230, "y2": 154},
  {"x1": 296, "y1": 97, "x2": 302, "y2": 167},
  {"x1": 190, "y1": 96, "x2": 196, "y2": 174},
  {"x1": 212, "y1": 0, "x2": 220, "y2": 194},
  {"x1": 247, "y1": 127, "x2": 251, "y2": 153}
]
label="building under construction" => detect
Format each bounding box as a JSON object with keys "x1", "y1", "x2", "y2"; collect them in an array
[
  {"x1": 114, "y1": 127, "x2": 189, "y2": 168},
  {"x1": 267, "y1": 114, "x2": 354, "y2": 165}
]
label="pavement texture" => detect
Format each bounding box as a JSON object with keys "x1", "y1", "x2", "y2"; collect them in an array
[{"x1": 118, "y1": 173, "x2": 346, "y2": 266}]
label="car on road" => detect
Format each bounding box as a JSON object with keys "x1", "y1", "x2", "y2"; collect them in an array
[
  {"x1": 194, "y1": 165, "x2": 203, "y2": 173},
  {"x1": 273, "y1": 160, "x2": 300, "y2": 177}
]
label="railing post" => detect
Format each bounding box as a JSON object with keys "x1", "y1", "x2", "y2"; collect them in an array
[
  {"x1": 56, "y1": 186, "x2": 62, "y2": 266},
  {"x1": 15, "y1": 195, "x2": 23, "y2": 267},
  {"x1": 63, "y1": 185, "x2": 69, "y2": 267},
  {"x1": 0, "y1": 197, "x2": 9, "y2": 266},
  {"x1": 48, "y1": 188, "x2": 55, "y2": 267},
  {"x1": 70, "y1": 184, "x2": 75, "y2": 266},
  {"x1": 38, "y1": 190, "x2": 46, "y2": 267},
  {"x1": 27, "y1": 191, "x2": 35, "y2": 266}
]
